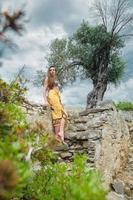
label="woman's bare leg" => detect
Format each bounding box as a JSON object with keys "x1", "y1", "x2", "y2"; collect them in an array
[
  {"x1": 58, "y1": 118, "x2": 66, "y2": 142},
  {"x1": 54, "y1": 125, "x2": 62, "y2": 142},
  {"x1": 53, "y1": 118, "x2": 66, "y2": 143}
]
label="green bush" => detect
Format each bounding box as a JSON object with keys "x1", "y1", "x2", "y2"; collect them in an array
[
  {"x1": 0, "y1": 102, "x2": 28, "y2": 136},
  {"x1": 0, "y1": 79, "x2": 107, "y2": 200},
  {"x1": 115, "y1": 101, "x2": 133, "y2": 111},
  {"x1": 0, "y1": 137, "x2": 30, "y2": 200},
  {"x1": 0, "y1": 78, "x2": 27, "y2": 104},
  {"x1": 23, "y1": 154, "x2": 106, "y2": 200},
  {"x1": 0, "y1": 101, "x2": 31, "y2": 199}
]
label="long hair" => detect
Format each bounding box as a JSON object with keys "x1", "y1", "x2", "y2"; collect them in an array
[{"x1": 47, "y1": 66, "x2": 56, "y2": 89}]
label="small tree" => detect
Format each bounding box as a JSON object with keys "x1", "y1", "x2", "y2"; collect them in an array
[
  {"x1": 0, "y1": 7, "x2": 27, "y2": 102},
  {"x1": 0, "y1": 8, "x2": 25, "y2": 61},
  {"x1": 47, "y1": 0, "x2": 133, "y2": 108}
]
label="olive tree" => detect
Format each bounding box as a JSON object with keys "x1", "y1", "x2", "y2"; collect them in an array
[{"x1": 44, "y1": 0, "x2": 133, "y2": 108}]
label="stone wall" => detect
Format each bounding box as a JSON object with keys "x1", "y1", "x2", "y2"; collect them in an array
[
  {"x1": 57, "y1": 104, "x2": 130, "y2": 188},
  {"x1": 22, "y1": 100, "x2": 130, "y2": 191}
]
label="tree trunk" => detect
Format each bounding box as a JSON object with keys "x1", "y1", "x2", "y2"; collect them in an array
[
  {"x1": 86, "y1": 75, "x2": 107, "y2": 109},
  {"x1": 86, "y1": 43, "x2": 111, "y2": 109}
]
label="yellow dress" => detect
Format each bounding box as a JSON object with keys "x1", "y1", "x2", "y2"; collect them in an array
[{"x1": 47, "y1": 88, "x2": 64, "y2": 121}]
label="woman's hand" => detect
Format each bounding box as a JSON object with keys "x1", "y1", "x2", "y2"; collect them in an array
[
  {"x1": 62, "y1": 110, "x2": 68, "y2": 119},
  {"x1": 43, "y1": 101, "x2": 49, "y2": 110},
  {"x1": 44, "y1": 101, "x2": 49, "y2": 106}
]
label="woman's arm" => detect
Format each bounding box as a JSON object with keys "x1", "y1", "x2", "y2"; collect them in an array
[
  {"x1": 62, "y1": 108, "x2": 68, "y2": 118},
  {"x1": 43, "y1": 77, "x2": 49, "y2": 106}
]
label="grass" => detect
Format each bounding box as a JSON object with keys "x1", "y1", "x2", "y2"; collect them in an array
[{"x1": 115, "y1": 101, "x2": 133, "y2": 111}]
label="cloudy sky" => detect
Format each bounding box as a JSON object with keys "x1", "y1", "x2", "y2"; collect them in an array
[{"x1": 0, "y1": 0, "x2": 133, "y2": 107}]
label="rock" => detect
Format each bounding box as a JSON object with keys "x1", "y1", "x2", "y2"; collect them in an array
[
  {"x1": 65, "y1": 132, "x2": 77, "y2": 140},
  {"x1": 60, "y1": 152, "x2": 72, "y2": 159},
  {"x1": 124, "y1": 186, "x2": 131, "y2": 197},
  {"x1": 54, "y1": 143, "x2": 69, "y2": 151},
  {"x1": 66, "y1": 130, "x2": 101, "y2": 140},
  {"x1": 82, "y1": 141, "x2": 89, "y2": 148},
  {"x1": 107, "y1": 191, "x2": 125, "y2": 200},
  {"x1": 67, "y1": 124, "x2": 77, "y2": 131},
  {"x1": 97, "y1": 100, "x2": 115, "y2": 108},
  {"x1": 79, "y1": 101, "x2": 115, "y2": 116},
  {"x1": 112, "y1": 180, "x2": 125, "y2": 194},
  {"x1": 76, "y1": 130, "x2": 102, "y2": 140},
  {"x1": 75, "y1": 124, "x2": 88, "y2": 131},
  {"x1": 120, "y1": 111, "x2": 133, "y2": 122},
  {"x1": 129, "y1": 126, "x2": 133, "y2": 132},
  {"x1": 74, "y1": 118, "x2": 88, "y2": 123},
  {"x1": 24, "y1": 100, "x2": 131, "y2": 195},
  {"x1": 70, "y1": 144, "x2": 83, "y2": 150}
]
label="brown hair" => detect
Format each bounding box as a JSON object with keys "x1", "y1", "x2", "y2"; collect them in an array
[{"x1": 47, "y1": 66, "x2": 56, "y2": 89}]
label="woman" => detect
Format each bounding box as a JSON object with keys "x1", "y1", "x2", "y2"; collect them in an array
[
  {"x1": 43, "y1": 66, "x2": 68, "y2": 143},
  {"x1": 43, "y1": 65, "x2": 56, "y2": 106}
]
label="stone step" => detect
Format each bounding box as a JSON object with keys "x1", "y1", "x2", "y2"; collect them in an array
[
  {"x1": 124, "y1": 170, "x2": 133, "y2": 177},
  {"x1": 128, "y1": 154, "x2": 133, "y2": 159},
  {"x1": 129, "y1": 147, "x2": 133, "y2": 151},
  {"x1": 128, "y1": 160, "x2": 133, "y2": 163}
]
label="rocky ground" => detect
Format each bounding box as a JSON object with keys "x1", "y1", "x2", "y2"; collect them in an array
[
  {"x1": 111, "y1": 111, "x2": 133, "y2": 200},
  {"x1": 22, "y1": 100, "x2": 133, "y2": 200}
]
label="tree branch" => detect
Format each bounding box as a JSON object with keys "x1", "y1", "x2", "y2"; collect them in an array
[
  {"x1": 116, "y1": 15, "x2": 133, "y2": 34},
  {"x1": 57, "y1": 61, "x2": 83, "y2": 78},
  {"x1": 111, "y1": 0, "x2": 127, "y2": 34},
  {"x1": 119, "y1": 33, "x2": 133, "y2": 37},
  {"x1": 94, "y1": 0, "x2": 107, "y2": 28}
]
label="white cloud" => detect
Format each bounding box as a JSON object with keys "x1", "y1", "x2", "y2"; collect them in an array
[
  {"x1": 0, "y1": 0, "x2": 133, "y2": 106},
  {"x1": 62, "y1": 80, "x2": 92, "y2": 106},
  {"x1": 106, "y1": 79, "x2": 133, "y2": 102},
  {"x1": 25, "y1": 78, "x2": 133, "y2": 107},
  {"x1": 1, "y1": 25, "x2": 67, "y2": 79}
]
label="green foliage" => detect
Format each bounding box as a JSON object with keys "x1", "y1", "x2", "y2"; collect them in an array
[
  {"x1": 33, "y1": 147, "x2": 57, "y2": 165},
  {"x1": 0, "y1": 78, "x2": 27, "y2": 104},
  {"x1": 73, "y1": 22, "x2": 125, "y2": 79},
  {"x1": 115, "y1": 101, "x2": 133, "y2": 111},
  {"x1": 47, "y1": 38, "x2": 78, "y2": 86},
  {"x1": 32, "y1": 135, "x2": 58, "y2": 165},
  {"x1": 0, "y1": 79, "x2": 107, "y2": 200},
  {"x1": 0, "y1": 137, "x2": 30, "y2": 199},
  {"x1": 47, "y1": 21, "x2": 125, "y2": 88},
  {"x1": 0, "y1": 102, "x2": 28, "y2": 136},
  {"x1": 0, "y1": 100, "x2": 30, "y2": 199},
  {"x1": 23, "y1": 154, "x2": 106, "y2": 200},
  {"x1": 0, "y1": 159, "x2": 18, "y2": 200},
  {"x1": 107, "y1": 53, "x2": 125, "y2": 84}
]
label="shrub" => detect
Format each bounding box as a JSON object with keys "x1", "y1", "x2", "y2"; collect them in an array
[
  {"x1": 0, "y1": 137, "x2": 30, "y2": 199},
  {"x1": 0, "y1": 102, "x2": 28, "y2": 136},
  {"x1": 0, "y1": 101, "x2": 31, "y2": 199},
  {"x1": 23, "y1": 154, "x2": 106, "y2": 200},
  {"x1": 0, "y1": 78, "x2": 27, "y2": 105},
  {"x1": 115, "y1": 101, "x2": 133, "y2": 111},
  {"x1": 0, "y1": 160, "x2": 17, "y2": 200}
]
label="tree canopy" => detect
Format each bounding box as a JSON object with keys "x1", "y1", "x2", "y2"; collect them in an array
[
  {"x1": 48, "y1": 22, "x2": 125, "y2": 86},
  {"x1": 46, "y1": 0, "x2": 133, "y2": 108}
]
